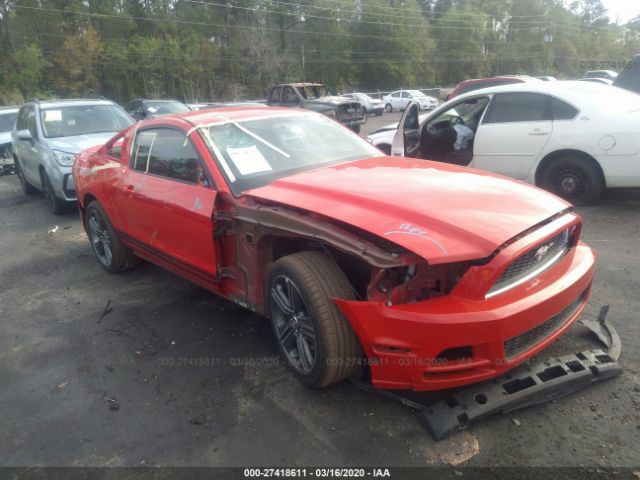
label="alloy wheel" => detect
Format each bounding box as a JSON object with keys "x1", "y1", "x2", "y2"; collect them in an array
[
  {"x1": 270, "y1": 275, "x2": 317, "y2": 374},
  {"x1": 87, "y1": 210, "x2": 114, "y2": 267}
]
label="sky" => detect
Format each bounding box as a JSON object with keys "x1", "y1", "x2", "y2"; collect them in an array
[{"x1": 601, "y1": 0, "x2": 639, "y2": 24}]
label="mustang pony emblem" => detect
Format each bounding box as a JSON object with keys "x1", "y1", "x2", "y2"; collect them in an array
[
  {"x1": 535, "y1": 243, "x2": 553, "y2": 262},
  {"x1": 384, "y1": 223, "x2": 448, "y2": 255}
]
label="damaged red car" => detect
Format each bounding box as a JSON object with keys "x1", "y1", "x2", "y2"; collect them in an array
[{"x1": 73, "y1": 107, "x2": 596, "y2": 391}]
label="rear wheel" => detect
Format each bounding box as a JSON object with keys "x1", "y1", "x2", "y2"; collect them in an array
[
  {"x1": 41, "y1": 170, "x2": 67, "y2": 215},
  {"x1": 539, "y1": 155, "x2": 604, "y2": 206},
  {"x1": 15, "y1": 157, "x2": 37, "y2": 195},
  {"x1": 268, "y1": 251, "x2": 361, "y2": 388},
  {"x1": 385, "y1": 103, "x2": 392, "y2": 113},
  {"x1": 86, "y1": 201, "x2": 138, "y2": 272}
]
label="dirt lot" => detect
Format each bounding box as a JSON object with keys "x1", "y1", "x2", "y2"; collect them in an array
[{"x1": 1, "y1": 153, "x2": 639, "y2": 468}]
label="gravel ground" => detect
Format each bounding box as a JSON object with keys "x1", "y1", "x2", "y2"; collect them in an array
[{"x1": 0, "y1": 160, "x2": 639, "y2": 468}]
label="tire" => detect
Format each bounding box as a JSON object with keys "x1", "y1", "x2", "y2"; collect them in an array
[
  {"x1": 15, "y1": 157, "x2": 37, "y2": 195},
  {"x1": 385, "y1": 103, "x2": 392, "y2": 113},
  {"x1": 267, "y1": 251, "x2": 361, "y2": 388},
  {"x1": 539, "y1": 154, "x2": 604, "y2": 206},
  {"x1": 40, "y1": 170, "x2": 67, "y2": 215},
  {"x1": 86, "y1": 201, "x2": 138, "y2": 273},
  {"x1": 375, "y1": 110, "x2": 383, "y2": 116}
]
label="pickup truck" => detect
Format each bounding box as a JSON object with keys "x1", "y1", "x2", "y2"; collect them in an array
[{"x1": 266, "y1": 83, "x2": 366, "y2": 133}]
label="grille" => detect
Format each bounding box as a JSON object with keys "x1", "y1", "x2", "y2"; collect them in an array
[
  {"x1": 339, "y1": 102, "x2": 363, "y2": 117},
  {"x1": 504, "y1": 292, "x2": 585, "y2": 358},
  {"x1": 488, "y1": 229, "x2": 571, "y2": 297},
  {"x1": 0, "y1": 143, "x2": 13, "y2": 160}
]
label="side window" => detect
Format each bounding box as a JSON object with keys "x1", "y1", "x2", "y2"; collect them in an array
[
  {"x1": 27, "y1": 107, "x2": 38, "y2": 138},
  {"x1": 401, "y1": 91, "x2": 412, "y2": 98},
  {"x1": 281, "y1": 87, "x2": 298, "y2": 105},
  {"x1": 483, "y1": 93, "x2": 551, "y2": 124},
  {"x1": 133, "y1": 128, "x2": 202, "y2": 184},
  {"x1": 16, "y1": 107, "x2": 28, "y2": 130},
  {"x1": 269, "y1": 87, "x2": 282, "y2": 103},
  {"x1": 132, "y1": 130, "x2": 156, "y2": 172},
  {"x1": 551, "y1": 97, "x2": 579, "y2": 121},
  {"x1": 391, "y1": 92, "x2": 400, "y2": 98}
]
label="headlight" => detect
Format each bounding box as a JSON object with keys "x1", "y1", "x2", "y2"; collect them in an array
[{"x1": 52, "y1": 150, "x2": 76, "y2": 167}]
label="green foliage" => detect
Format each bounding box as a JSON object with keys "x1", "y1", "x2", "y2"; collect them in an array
[{"x1": 0, "y1": 0, "x2": 637, "y2": 104}]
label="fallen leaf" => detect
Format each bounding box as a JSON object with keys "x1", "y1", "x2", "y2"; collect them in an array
[
  {"x1": 57, "y1": 382, "x2": 68, "y2": 389},
  {"x1": 434, "y1": 431, "x2": 480, "y2": 466}
]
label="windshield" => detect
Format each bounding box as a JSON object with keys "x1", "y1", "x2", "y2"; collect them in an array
[
  {"x1": 0, "y1": 112, "x2": 17, "y2": 133},
  {"x1": 40, "y1": 105, "x2": 133, "y2": 138},
  {"x1": 145, "y1": 101, "x2": 190, "y2": 115},
  {"x1": 299, "y1": 85, "x2": 329, "y2": 99},
  {"x1": 203, "y1": 113, "x2": 381, "y2": 194},
  {"x1": 356, "y1": 93, "x2": 373, "y2": 101}
]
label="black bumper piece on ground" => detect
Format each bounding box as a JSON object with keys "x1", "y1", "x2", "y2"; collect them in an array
[
  {"x1": 350, "y1": 306, "x2": 622, "y2": 441},
  {"x1": 420, "y1": 348, "x2": 622, "y2": 440}
]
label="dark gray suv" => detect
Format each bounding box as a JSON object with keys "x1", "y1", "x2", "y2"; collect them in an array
[{"x1": 12, "y1": 99, "x2": 133, "y2": 214}]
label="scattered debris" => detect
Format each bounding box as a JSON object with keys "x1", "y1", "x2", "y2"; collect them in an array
[
  {"x1": 48, "y1": 225, "x2": 59, "y2": 234},
  {"x1": 103, "y1": 394, "x2": 120, "y2": 411},
  {"x1": 97, "y1": 300, "x2": 113, "y2": 323},
  {"x1": 189, "y1": 414, "x2": 206, "y2": 426},
  {"x1": 511, "y1": 418, "x2": 521, "y2": 426}
]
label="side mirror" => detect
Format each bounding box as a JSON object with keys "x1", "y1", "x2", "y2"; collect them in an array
[{"x1": 17, "y1": 129, "x2": 33, "y2": 142}]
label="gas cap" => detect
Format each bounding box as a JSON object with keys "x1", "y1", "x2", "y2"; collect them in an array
[{"x1": 599, "y1": 135, "x2": 616, "y2": 150}]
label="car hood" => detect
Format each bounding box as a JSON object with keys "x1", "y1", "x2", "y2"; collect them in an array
[
  {"x1": 46, "y1": 132, "x2": 120, "y2": 154},
  {"x1": 306, "y1": 96, "x2": 356, "y2": 106},
  {"x1": 246, "y1": 156, "x2": 569, "y2": 264}
]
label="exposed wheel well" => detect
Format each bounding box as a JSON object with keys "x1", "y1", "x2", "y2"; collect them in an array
[
  {"x1": 263, "y1": 236, "x2": 371, "y2": 298},
  {"x1": 535, "y1": 149, "x2": 606, "y2": 188}
]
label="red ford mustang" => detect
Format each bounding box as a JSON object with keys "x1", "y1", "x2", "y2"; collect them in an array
[{"x1": 73, "y1": 107, "x2": 596, "y2": 391}]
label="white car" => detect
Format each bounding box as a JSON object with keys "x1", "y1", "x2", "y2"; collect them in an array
[
  {"x1": 384, "y1": 81, "x2": 640, "y2": 205},
  {"x1": 366, "y1": 113, "x2": 430, "y2": 155},
  {"x1": 341, "y1": 93, "x2": 384, "y2": 116},
  {"x1": 382, "y1": 90, "x2": 438, "y2": 112}
]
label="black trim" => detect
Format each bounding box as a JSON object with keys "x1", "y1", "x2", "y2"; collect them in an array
[{"x1": 118, "y1": 230, "x2": 217, "y2": 285}]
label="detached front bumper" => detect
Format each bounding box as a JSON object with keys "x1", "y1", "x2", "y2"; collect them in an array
[{"x1": 335, "y1": 233, "x2": 596, "y2": 392}]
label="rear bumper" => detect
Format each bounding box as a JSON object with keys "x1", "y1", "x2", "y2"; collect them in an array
[{"x1": 335, "y1": 242, "x2": 596, "y2": 391}]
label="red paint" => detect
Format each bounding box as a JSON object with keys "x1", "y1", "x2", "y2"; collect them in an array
[{"x1": 73, "y1": 107, "x2": 597, "y2": 391}]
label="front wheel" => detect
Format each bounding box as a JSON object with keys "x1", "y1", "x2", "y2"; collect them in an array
[
  {"x1": 15, "y1": 157, "x2": 37, "y2": 195},
  {"x1": 385, "y1": 104, "x2": 392, "y2": 113},
  {"x1": 539, "y1": 155, "x2": 604, "y2": 206},
  {"x1": 86, "y1": 201, "x2": 138, "y2": 272},
  {"x1": 41, "y1": 170, "x2": 67, "y2": 215},
  {"x1": 268, "y1": 251, "x2": 361, "y2": 388}
]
